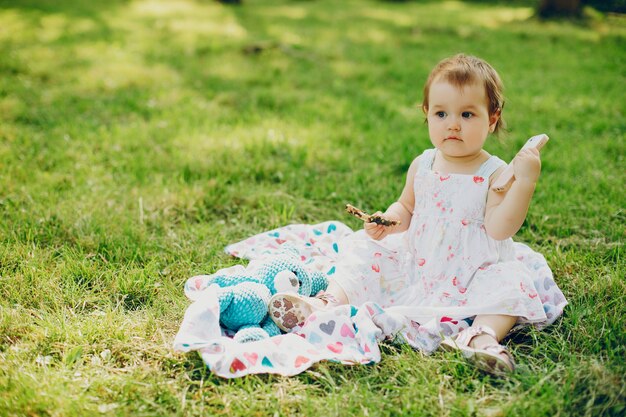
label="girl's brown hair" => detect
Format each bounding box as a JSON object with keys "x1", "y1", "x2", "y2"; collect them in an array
[{"x1": 422, "y1": 54, "x2": 506, "y2": 133}]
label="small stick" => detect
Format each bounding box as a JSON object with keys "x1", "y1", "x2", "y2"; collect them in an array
[{"x1": 345, "y1": 204, "x2": 401, "y2": 226}]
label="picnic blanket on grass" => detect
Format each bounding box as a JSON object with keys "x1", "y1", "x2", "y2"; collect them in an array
[
  {"x1": 173, "y1": 221, "x2": 448, "y2": 377},
  {"x1": 173, "y1": 286, "x2": 440, "y2": 377},
  {"x1": 173, "y1": 220, "x2": 565, "y2": 378}
]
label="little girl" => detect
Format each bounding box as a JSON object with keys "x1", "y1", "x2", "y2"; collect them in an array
[{"x1": 268, "y1": 54, "x2": 567, "y2": 374}]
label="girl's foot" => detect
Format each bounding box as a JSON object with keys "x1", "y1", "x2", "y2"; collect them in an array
[
  {"x1": 440, "y1": 325, "x2": 515, "y2": 375},
  {"x1": 268, "y1": 292, "x2": 337, "y2": 332}
]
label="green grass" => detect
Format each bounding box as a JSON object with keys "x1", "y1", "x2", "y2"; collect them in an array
[{"x1": 0, "y1": 0, "x2": 624, "y2": 415}]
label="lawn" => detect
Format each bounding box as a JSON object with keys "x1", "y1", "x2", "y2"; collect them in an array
[{"x1": 0, "y1": 0, "x2": 624, "y2": 415}]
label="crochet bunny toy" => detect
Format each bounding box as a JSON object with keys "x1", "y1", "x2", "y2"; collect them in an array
[{"x1": 189, "y1": 252, "x2": 329, "y2": 343}]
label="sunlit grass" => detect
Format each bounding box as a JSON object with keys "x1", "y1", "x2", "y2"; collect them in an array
[{"x1": 0, "y1": 0, "x2": 624, "y2": 415}]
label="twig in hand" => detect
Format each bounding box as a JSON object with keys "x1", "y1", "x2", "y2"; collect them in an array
[{"x1": 345, "y1": 204, "x2": 400, "y2": 226}]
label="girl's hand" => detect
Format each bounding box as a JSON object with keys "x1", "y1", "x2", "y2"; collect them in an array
[
  {"x1": 364, "y1": 211, "x2": 392, "y2": 240},
  {"x1": 513, "y1": 147, "x2": 541, "y2": 185}
]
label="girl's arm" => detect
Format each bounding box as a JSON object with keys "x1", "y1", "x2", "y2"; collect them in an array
[
  {"x1": 364, "y1": 157, "x2": 418, "y2": 240},
  {"x1": 484, "y1": 148, "x2": 542, "y2": 240}
]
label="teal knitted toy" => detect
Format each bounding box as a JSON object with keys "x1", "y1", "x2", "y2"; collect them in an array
[{"x1": 203, "y1": 253, "x2": 329, "y2": 343}]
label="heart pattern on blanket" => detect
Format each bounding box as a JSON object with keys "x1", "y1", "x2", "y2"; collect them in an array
[
  {"x1": 308, "y1": 332, "x2": 322, "y2": 344},
  {"x1": 294, "y1": 355, "x2": 310, "y2": 367},
  {"x1": 271, "y1": 352, "x2": 288, "y2": 365},
  {"x1": 327, "y1": 342, "x2": 343, "y2": 354},
  {"x1": 440, "y1": 316, "x2": 458, "y2": 325},
  {"x1": 340, "y1": 323, "x2": 355, "y2": 338},
  {"x1": 243, "y1": 352, "x2": 258, "y2": 365},
  {"x1": 230, "y1": 358, "x2": 247, "y2": 373},
  {"x1": 319, "y1": 320, "x2": 336, "y2": 335}
]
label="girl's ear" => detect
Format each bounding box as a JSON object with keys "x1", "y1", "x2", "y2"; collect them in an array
[
  {"x1": 489, "y1": 109, "x2": 501, "y2": 133},
  {"x1": 422, "y1": 105, "x2": 429, "y2": 125}
]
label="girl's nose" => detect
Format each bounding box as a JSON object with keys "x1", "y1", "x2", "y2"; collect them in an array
[{"x1": 447, "y1": 117, "x2": 461, "y2": 131}]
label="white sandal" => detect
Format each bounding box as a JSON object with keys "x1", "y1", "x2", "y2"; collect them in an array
[
  {"x1": 441, "y1": 325, "x2": 515, "y2": 375},
  {"x1": 268, "y1": 291, "x2": 338, "y2": 332}
]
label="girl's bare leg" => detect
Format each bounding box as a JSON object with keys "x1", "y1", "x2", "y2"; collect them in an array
[
  {"x1": 306, "y1": 280, "x2": 349, "y2": 308},
  {"x1": 323, "y1": 280, "x2": 349, "y2": 305},
  {"x1": 470, "y1": 314, "x2": 517, "y2": 349}
]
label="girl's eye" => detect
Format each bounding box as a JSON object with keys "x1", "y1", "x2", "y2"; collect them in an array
[
  {"x1": 462, "y1": 111, "x2": 473, "y2": 119},
  {"x1": 435, "y1": 111, "x2": 446, "y2": 118}
]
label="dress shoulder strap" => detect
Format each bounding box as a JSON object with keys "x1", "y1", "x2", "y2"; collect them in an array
[
  {"x1": 475, "y1": 155, "x2": 507, "y2": 178},
  {"x1": 417, "y1": 148, "x2": 437, "y2": 174}
]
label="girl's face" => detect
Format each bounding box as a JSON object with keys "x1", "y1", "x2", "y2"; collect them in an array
[{"x1": 425, "y1": 79, "x2": 499, "y2": 159}]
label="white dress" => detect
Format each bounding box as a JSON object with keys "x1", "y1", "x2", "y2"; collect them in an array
[{"x1": 223, "y1": 148, "x2": 567, "y2": 340}]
